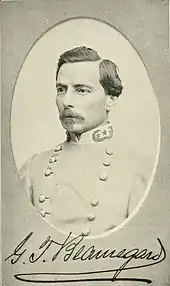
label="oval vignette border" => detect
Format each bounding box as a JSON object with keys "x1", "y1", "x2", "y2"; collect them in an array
[{"x1": 10, "y1": 16, "x2": 161, "y2": 239}]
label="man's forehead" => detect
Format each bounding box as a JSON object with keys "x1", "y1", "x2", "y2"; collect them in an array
[{"x1": 57, "y1": 61, "x2": 101, "y2": 86}]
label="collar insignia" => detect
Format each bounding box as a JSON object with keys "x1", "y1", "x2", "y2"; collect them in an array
[{"x1": 92, "y1": 125, "x2": 113, "y2": 142}]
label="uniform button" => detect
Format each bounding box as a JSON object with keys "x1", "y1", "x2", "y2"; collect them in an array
[
  {"x1": 106, "y1": 147, "x2": 114, "y2": 155},
  {"x1": 100, "y1": 173, "x2": 108, "y2": 181},
  {"x1": 81, "y1": 228, "x2": 91, "y2": 236},
  {"x1": 87, "y1": 214, "x2": 95, "y2": 221},
  {"x1": 49, "y1": 156, "x2": 57, "y2": 163},
  {"x1": 39, "y1": 194, "x2": 46, "y2": 203},
  {"x1": 103, "y1": 159, "x2": 111, "y2": 166},
  {"x1": 55, "y1": 144, "x2": 62, "y2": 152},
  {"x1": 39, "y1": 209, "x2": 46, "y2": 217},
  {"x1": 91, "y1": 199, "x2": 99, "y2": 207},
  {"x1": 44, "y1": 167, "x2": 53, "y2": 177}
]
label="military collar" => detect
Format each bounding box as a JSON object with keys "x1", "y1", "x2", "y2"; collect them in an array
[{"x1": 66, "y1": 122, "x2": 113, "y2": 144}]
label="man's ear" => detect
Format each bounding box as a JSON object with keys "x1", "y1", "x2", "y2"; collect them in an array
[{"x1": 106, "y1": 96, "x2": 118, "y2": 112}]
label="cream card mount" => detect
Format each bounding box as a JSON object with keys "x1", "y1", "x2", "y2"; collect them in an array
[{"x1": 1, "y1": 1, "x2": 169, "y2": 286}]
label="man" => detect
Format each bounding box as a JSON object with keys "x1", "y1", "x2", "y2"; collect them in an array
[{"x1": 20, "y1": 46, "x2": 146, "y2": 237}]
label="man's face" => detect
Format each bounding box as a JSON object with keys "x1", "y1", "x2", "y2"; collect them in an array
[{"x1": 56, "y1": 61, "x2": 110, "y2": 134}]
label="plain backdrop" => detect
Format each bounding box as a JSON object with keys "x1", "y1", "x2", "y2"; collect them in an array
[{"x1": 11, "y1": 18, "x2": 159, "y2": 170}]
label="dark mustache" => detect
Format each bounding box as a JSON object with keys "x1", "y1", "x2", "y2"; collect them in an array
[{"x1": 60, "y1": 109, "x2": 84, "y2": 120}]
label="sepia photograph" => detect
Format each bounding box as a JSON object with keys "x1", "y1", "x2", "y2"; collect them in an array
[
  {"x1": 11, "y1": 18, "x2": 160, "y2": 237},
  {"x1": 2, "y1": 1, "x2": 169, "y2": 285}
]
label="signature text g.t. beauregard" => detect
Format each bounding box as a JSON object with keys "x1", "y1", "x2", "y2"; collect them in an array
[{"x1": 5, "y1": 231, "x2": 166, "y2": 284}]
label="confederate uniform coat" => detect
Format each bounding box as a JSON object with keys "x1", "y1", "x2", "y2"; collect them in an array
[{"x1": 20, "y1": 123, "x2": 147, "y2": 237}]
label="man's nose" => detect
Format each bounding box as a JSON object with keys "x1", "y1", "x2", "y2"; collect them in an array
[{"x1": 63, "y1": 89, "x2": 74, "y2": 108}]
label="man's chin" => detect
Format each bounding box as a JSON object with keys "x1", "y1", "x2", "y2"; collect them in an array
[{"x1": 62, "y1": 122, "x2": 84, "y2": 134}]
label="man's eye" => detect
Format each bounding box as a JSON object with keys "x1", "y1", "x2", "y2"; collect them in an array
[
  {"x1": 76, "y1": 87, "x2": 91, "y2": 95},
  {"x1": 57, "y1": 87, "x2": 66, "y2": 94}
]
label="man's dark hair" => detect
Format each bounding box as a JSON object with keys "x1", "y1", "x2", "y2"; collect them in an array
[{"x1": 56, "y1": 46, "x2": 123, "y2": 98}]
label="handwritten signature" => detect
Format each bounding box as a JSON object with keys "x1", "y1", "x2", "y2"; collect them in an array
[{"x1": 5, "y1": 232, "x2": 166, "y2": 284}]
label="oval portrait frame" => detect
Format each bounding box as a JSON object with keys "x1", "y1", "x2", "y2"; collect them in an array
[{"x1": 11, "y1": 16, "x2": 160, "y2": 239}]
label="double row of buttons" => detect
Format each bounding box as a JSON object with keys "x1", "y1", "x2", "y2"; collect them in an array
[{"x1": 40, "y1": 143, "x2": 114, "y2": 236}]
